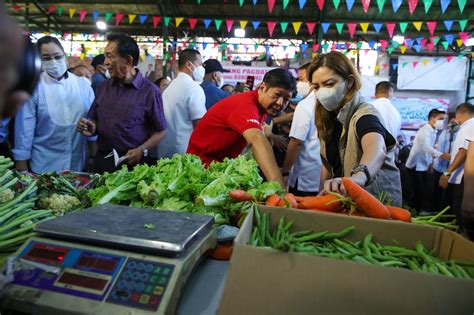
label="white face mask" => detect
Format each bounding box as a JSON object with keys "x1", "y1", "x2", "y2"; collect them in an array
[
  {"x1": 191, "y1": 63, "x2": 205, "y2": 83},
  {"x1": 42, "y1": 58, "x2": 67, "y2": 79},
  {"x1": 104, "y1": 69, "x2": 111, "y2": 79},
  {"x1": 434, "y1": 120, "x2": 445, "y2": 130},
  {"x1": 217, "y1": 77, "x2": 225, "y2": 89},
  {"x1": 315, "y1": 81, "x2": 346, "y2": 112},
  {"x1": 296, "y1": 81, "x2": 311, "y2": 98}
]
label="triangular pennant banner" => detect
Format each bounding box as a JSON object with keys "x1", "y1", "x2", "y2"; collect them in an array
[
  {"x1": 427, "y1": 43, "x2": 434, "y2": 52},
  {"x1": 175, "y1": 17, "x2": 184, "y2": 27},
  {"x1": 440, "y1": 0, "x2": 450, "y2": 13},
  {"x1": 265, "y1": 45, "x2": 270, "y2": 54},
  {"x1": 313, "y1": 43, "x2": 320, "y2": 51},
  {"x1": 405, "y1": 39, "x2": 414, "y2": 48},
  {"x1": 443, "y1": 20, "x2": 453, "y2": 31},
  {"x1": 139, "y1": 15, "x2": 148, "y2": 25},
  {"x1": 346, "y1": 0, "x2": 355, "y2": 11},
  {"x1": 267, "y1": 21, "x2": 276, "y2": 36},
  {"x1": 420, "y1": 38, "x2": 428, "y2": 48},
  {"x1": 293, "y1": 22, "x2": 302, "y2": 34},
  {"x1": 153, "y1": 16, "x2": 161, "y2": 28},
  {"x1": 444, "y1": 34, "x2": 455, "y2": 45},
  {"x1": 392, "y1": 64, "x2": 399, "y2": 70},
  {"x1": 387, "y1": 47, "x2": 394, "y2": 55},
  {"x1": 426, "y1": 21, "x2": 436, "y2": 35},
  {"x1": 322, "y1": 23, "x2": 331, "y2": 34},
  {"x1": 283, "y1": 0, "x2": 291, "y2": 9},
  {"x1": 368, "y1": 40, "x2": 376, "y2": 49},
  {"x1": 392, "y1": 40, "x2": 400, "y2": 48},
  {"x1": 280, "y1": 22, "x2": 289, "y2": 33},
  {"x1": 412, "y1": 21, "x2": 423, "y2": 31},
  {"x1": 459, "y1": 32, "x2": 470, "y2": 45},
  {"x1": 456, "y1": 39, "x2": 463, "y2": 47},
  {"x1": 373, "y1": 23, "x2": 383, "y2": 33},
  {"x1": 267, "y1": 0, "x2": 276, "y2": 13},
  {"x1": 362, "y1": 0, "x2": 371, "y2": 12},
  {"x1": 360, "y1": 23, "x2": 370, "y2": 33},
  {"x1": 299, "y1": 0, "x2": 308, "y2": 9},
  {"x1": 423, "y1": 0, "x2": 433, "y2": 13},
  {"x1": 447, "y1": 55, "x2": 454, "y2": 62},
  {"x1": 233, "y1": 44, "x2": 239, "y2": 51},
  {"x1": 317, "y1": 0, "x2": 326, "y2": 10},
  {"x1": 333, "y1": 0, "x2": 341, "y2": 9},
  {"x1": 379, "y1": 39, "x2": 388, "y2": 50},
  {"x1": 413, "y1": 44, "x2": 422, "y2": 52},
  {"x1": 129, "y1": 14, "x2": 137, "y2": 24},
  {"x1": 336, "y1": 23, "x2": 344, "y2": 34},
  {"x1": 306, "y1": 22, "x2": 316, "y2": 35},
  {"x1": 458, "y1": 19, "x2": 468, "y2": 32},
  {"x1": 301, "y1": 43, "x2": 309, "y2": 52},
  {"x1": 115, "y1": 13, "x2": 124, "y2": 26},
  {"x1": 57, "y1": 6, "x2": 64, "y2": 16},
  {"x1": 399, "y1": 22, "x2": 408, "y2": 33},
  {"x1": 413, "y1": 61, "x2": 419, "y2": 68},
  {"x1": 457, "y1": 0, "x2": 467, "y2": 13},
  {"x1": 214, "y1": 19, "x2": 223, "y2": 30},
  {"x1": 47, "y1": 5, "x2": 57, "y2": 14},
  {"x1": 226, "y1": 19, "x2": 234, "y2": 32},
  {"x1": 202, "y1": 42, "x2": 208, "y2": 50},
  {"x1": 204, "y1": 19, "x2": 212, "y2": 28},
  {"x1": 386, "y1": 23, "x2": 396, "y2": 38},
  {"x1": 431, "y1": 36, "x2": 440, "y2": 45},
  {"x1": 253, "y1": 0, "x2": 258, "y2": 4},
  {"x1": 105, "y1": 12, "x2": 113, "y2": 22},
  {"x1": 79, "y1": 10, "x2": 87, "y2": 23},
  {"x1": 92, "y1": 10, "x2": 99, "y2": 22},
  {"x1": 189, "y1": 18, "x2": 198, "y2": 30},
  {"x1": 240, "y1": 20, "x2": 248, "y2": 29},
  {"x1": 164, "y1": 17, "x2": 171, "y2": 27},
  {"x1": 400, "y1": 45, "x2": 407, "y2": 54},
  {"x1": 347, "y1": 23, "x2": 357, "y2": 39},
  {"x1": 69, "y1": 8, "x2": 76, "y2": 19},
  {"x1": 408, "y1": 0, "x2": 418, "y2": 14},
  {"x1": 376, "y1": 0, "x2": 385, "y2": 12},
  {"x1": 239, "y1": 0, "x2": 245, "y2": 6},
  {"x1": 391, "y1": 0, "x2": 403, "y2": 12},
  {"x1": 252, "y1": 21, "x2": 261, "y2": 29}
]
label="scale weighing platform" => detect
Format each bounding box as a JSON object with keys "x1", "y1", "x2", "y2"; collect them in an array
[{"x1": 0, "y1": 204, "x2": 217, "y2": 315}]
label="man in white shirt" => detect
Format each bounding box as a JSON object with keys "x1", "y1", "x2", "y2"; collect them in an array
[
  {"x1": 439, "y1": 103, "x2": 474, "y2": 225},
  {"x1": 462, "y1": 132, "x2": 474, "y2": 240},
  {"x1": 156, "y1": 49, "x2": 206, "y2": 158},
  {"x1": 405, "y1": 109, "x2": 451, "y2": 211},
  {"x1": 371, "y1": 81, "x2": 401, "y2": 138}
]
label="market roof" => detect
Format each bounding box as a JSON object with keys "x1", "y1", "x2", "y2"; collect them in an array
[{"x1": 6, "y1": 0, "x2": 473, "y2": 50}]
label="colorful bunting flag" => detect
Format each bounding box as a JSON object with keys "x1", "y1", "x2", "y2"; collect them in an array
[
  {"x1": 362, "y1": 0, "x2": 371, "y2": 12},
  {"x1": 443, "y1": 20, "x2": 453, "y2": 31},
  {"x1": 203, "y1": 19, "x2": 212, "y2": 28},
  {"x1": 399, "y1": 22, "x2": 408, "y2": 33},
  {"x1": 456, "y1": 39, "x2": 463, "y2": 47},
  {"x1": 405, "y1": 39, "x2": 414, "y2": 48},
  {"x1": 292, "y1": 22, "x2": 302, "y2": 34},
  {"x1": 379, "y1": 39, "x2": 388, "y2": 50},
  {"x1": 376, "y1": 0, "x2": 385, "y2": 12},
  {"x1": 333, "y1": 0, "x2": 341, "y2": 9},
  {"x1": 413, "y1": 44, "x2": 422, "y2": 52},
  {"x1": 412, "y1": 21, "x2": 422, "y2": 31},
  {"x1": 413, "y1": 61, "x2": 419, "y2": 68},
  {"x1": 253, "y1": 43, "x2": 259, "y2": 50},
  {"x1": 252, "y1": 21, "x2": 261, "y2": 30},
  {"x1": 459, "y1": 32, "x2": 470, "y2": 45},
  {"x1": 386, "y1": 23, "x2": 396, "y2": 38},
  {"x1": 387, "y1": 47, "x2": 394, "y2": 55},
  {"x1": 458, "y1": 19, "x2": 468, "y2": 32},
  {"x1": 360, "y1": 22, "x2": 370, "y2": 33},
  {"x1": 105, "y1": 12, "x2": 113, "y2": 22},
  {"x1": 301, "y1": 43, "x2": 309, "y2": 52},
  {"x1": 79, "y1": 10, "x2": 87, "y2": 23},
  {"x1": 321, "y1": 23, "x2": 331, "y2": 34},
  {"x1": 346, "y1": 0, "x2": 355, "y2": 11},
  {"x1": 430, "y1": 36, "x2": 440, "y2": 45},
  {"x1": 115, "y1": 13, "x2": 124, "y2": 26},
  {"x1": 317, "y1": 0, "x2": 326, "y2": 10},
  {"x1": 239, "y1": 0, "x2": 245, "y2": 6},
  {"x1": 299, "y1": 0, "x2": 308, "y2": 9},
  {"x1": 129, "y1": 14, "x2": 137, "y2": 24},
  {"x1": 368, "y1": 40, "x2": 376, "y2": 49},
  {"x1": 444, "y1": 34, "x2": 455, "y2": 45},
  {"x1": 402, "y1": 62, "x2": 408, "y2": 67},
  {"x1": 457, "y1": 0, "x2": 467, "y2": 13},
  {"x1": 392, "y1": 40, "x2": 400, "y2": 48},
  {"x1": 265, "y1": 45, "x2": 270, "y2": 54},
  {"x1": 214, "y1": 19, "x2": 223, "y2": 30},
  {"x1": 373, "y1": 23, "x2": 383, "y2": 33},
  {"x1": 408, "y1": 0, "x2": 418, "y2": 14},
  {"x1": 392, "y1": 64, "x2": 398, "y2": 70},
  {"x1": 175, "y1": 17, "x2": 184, "y2": 27},
  {"x1": 267, "y1": 21, "x2": 276, "y2": 36},
  {"x1": 233, "y1": 43, "x2": 239, "y2": 51},
  {"x1": 446, "y1": 55, "x2": 454, "y2": 62},
  {"x1": 283, "y1": 0, "x2": 290, "y2": 9},
  {"x1": 225, "y1": 19, "x2": 234, "y2": 32},
  {"x1": 391, "y1": 0, "x2": 402, "y2": 12},
  {"x1": 138, "y1": 15, "x2": 148, "y2": 25},
  {"x1": 347, "y1": 23, "x2": 357, "y2": 39},
  {"x1": 420, "y1": 38, "x2": 428, "y2": 48},
  {"x1": 57, "y1": 6, "x2": 64, "y2": 16},
  {"x1": 427, "y1": 43, "x2": 434, "y2": 52},
  {"x1": 306, "y1": 22, "x2": 316, "y2": 35},
  {"x1": 240, "y1": 20, "x2": 248, "y2": 29},
  {"x1": 400, "y1": 45, "x2": 407, "y2": 54},
  {"x1": 69, "y1": 8, "x2": 76, "y2": 19},
  {"x1": 153, "y1": 16, "x2": 161, "y2": 28},
  {"x1": 92, "y1": 10, "x2": 99, "y2": 22},
  {"x1": 11, "y1": 5, "x2": 23, "y2": 11},
  {"x1": 422, "y1": 0, "x2": 433, "y2": 13},
  {"x1": 280, "y1": 22, "x2": 289, "y2": 34},
  {"x1": 253, "y1": 0, "x2": 258, "y2": 4},
  {"x1": 375, "y1": 65, "x2": 380, "y2": 72},
  {"x1": 335, "y1": 23, "x2": 344, "y2": 34},
  {"x1": 440, "y1": 0, "x2": 450, "y2": 13},
  {"x1": 47, "y1": 5, "x2": 57, "y2": 14},
  {"x1": 189, "y1": 18, "x2": 198, "y2": 30},
  {"x1": 313, "y1": 43, "x2": 320, "y2": 51},
  {"x1": 426, "y1": 21, "x2": 436, "y2": 36},
  {"x1": 267, "y1": 0, "x2": 276, "y2": 13}
]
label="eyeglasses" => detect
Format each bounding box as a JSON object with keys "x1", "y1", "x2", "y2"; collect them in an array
[{"x1": 41, "y1": 54, "x2": 64, "y2": 62}]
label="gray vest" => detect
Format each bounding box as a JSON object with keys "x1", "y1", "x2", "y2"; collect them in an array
[{"x1": 320, "y1": 92, "x2": 402, "y2": 206}]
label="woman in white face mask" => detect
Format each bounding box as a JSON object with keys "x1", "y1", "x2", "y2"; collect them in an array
[
  {"x1": 12, "y1": 36, "x2": 95, "y2": 173},
  {"x1": 308, "y1": 51, "x2": 402, "y2": 206}
]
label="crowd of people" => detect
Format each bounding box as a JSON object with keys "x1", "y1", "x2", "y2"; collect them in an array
[{"x1": 0, "y1": 15, "x2": 473, "y2": 240}]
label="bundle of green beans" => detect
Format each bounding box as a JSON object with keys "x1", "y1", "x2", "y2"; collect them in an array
[
  {"x1": 251, "y1": 208, "x2": 474, "y2": 280},
  {"x1": 412, "y1": 206, "x2": 458, "y2": 231}
]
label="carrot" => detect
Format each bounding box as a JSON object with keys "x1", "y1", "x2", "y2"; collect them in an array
[
  {"x1": 284, "y1": 193, "x2": 298, "y2": 208},
  {"x1": 297, "y1": 194, "x2": 343, "y2": 212},
  {"x1": 306, "y1": 208, "x2": 340, "y2": 214},
  {"x1": 277, "y1": 198, "x2": 286, "y2": 207},
  {"x1": 210, "y1": 244, "x2": 233, "y2": 260},
  {"x1": 266, "y1": 194, "x2": 281, "y2": 206},
  {"x1": 229, "y1": 189, "x2": 254, "y2": 202},
  {"x1": 341, "y1": 177, "x2": 390, "y2": 220},
  {"x1": 295, "y1": 195, "x2": 310, "y2": 202},
  {"x1": 387, "y1": 206, "x2": 412, "y2": 222}
]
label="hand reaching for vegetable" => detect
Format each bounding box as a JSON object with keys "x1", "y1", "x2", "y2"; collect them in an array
[
  {"x1": 321, "y1": 176, "x2": 366, "y2": 196},
  {"x1": 77, "y1": 118, "x2": 96, "y2": 137},
  {"x1": 125, "y1": 147, "x2": 144, "y2": 166}
]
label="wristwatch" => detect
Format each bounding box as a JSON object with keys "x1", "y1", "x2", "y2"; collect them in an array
[
  {"x1": 443, "y1": 172, "x2": 451, "y2": 177},
  {"x1": 141, "y1": 146, "x2": 149, "y2": 157}
]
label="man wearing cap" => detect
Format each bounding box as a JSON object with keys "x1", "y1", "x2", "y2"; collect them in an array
[
  {"x1": 91, "y1": 54, "x2": 110, "y2": 93},
  {"x1": 201, "y1": 59, "x2": 230, "y2": 109}
]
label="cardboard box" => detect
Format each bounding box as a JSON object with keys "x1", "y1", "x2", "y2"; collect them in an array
[{"x1": 218, "y1": 206, "x2": 474, "y2": 315}]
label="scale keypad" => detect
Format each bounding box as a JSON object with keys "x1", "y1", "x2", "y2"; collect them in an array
[{"x1": 106, "y1": 258, "x2": 174, "y2": 311}]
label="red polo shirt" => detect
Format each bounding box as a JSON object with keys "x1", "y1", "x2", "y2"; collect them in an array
[{"x1": 187, "y1": 90, "x2": 266, "y2": 165}]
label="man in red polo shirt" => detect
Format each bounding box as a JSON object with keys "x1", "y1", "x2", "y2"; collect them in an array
[{"x1": 187, "y1": 68, "x2": 296, "y2": 188}]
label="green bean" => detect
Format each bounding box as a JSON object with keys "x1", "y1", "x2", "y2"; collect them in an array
[
  {"x1": 319, "y1": 226, "x2": 355, "y2": 240},
  {"x1": 428, "y1": 264, "x2": 439, "y2": 275},
  {"x1": 363, "y1": 233, "x2": 373, "y2": 259},
  {"x1": 406, "y1": 259, "x2": 422, "y2": 272},
  {"x1": 380, "y1": 261, "x2": 406, "y2": 267},
  {"x1": 352, "y1": 255, "x2": 371, "y2": 264},
  {"x1": 251, "y1": 227, "x2": 258, "y2": 245},
  {"x1": 295, "y1": 231, "x2": 328, "y2": 242},
  {"x1": 453, "y1": 264, "x2": 471, "y2": 279},
  {"x1": 436, "y1": 263, "x2": 454, "y2": 277}
]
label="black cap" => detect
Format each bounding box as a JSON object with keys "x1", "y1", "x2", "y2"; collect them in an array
[
  {"x1": 203, "y1": 59, "x2": 229, "y2": 75},
  {"x1": 91, "y1": 54, "x2": 105, "y2": 69}
]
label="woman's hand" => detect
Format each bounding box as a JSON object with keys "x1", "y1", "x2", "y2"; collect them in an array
[{"x1": 322, "y1": 175, "x2": 366, "y2": 196}]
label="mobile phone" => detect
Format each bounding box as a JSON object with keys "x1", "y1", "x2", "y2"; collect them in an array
[{"x1": 245, "y1": 76, "x2": 255, "y2": 90}]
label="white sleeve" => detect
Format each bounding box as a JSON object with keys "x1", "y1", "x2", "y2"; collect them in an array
[
  {"x1": 419, "y1": 127, "x2": 442, "y2": 157},
  {"x1": 462, "y1": 125, "x2": 474, "y2": 147},
  {"x1": 12, "y1": 93, "x2": 37, "y2": 161},
  {"x1": 289, "y1": 104, "x2": 311, "y2": 142},
  {"x1": 187, "y1": 85, "x2": 207, "y2": 121}
]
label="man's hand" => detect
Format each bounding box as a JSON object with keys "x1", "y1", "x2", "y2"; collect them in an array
[
  {"x1": 125, "y1": 147, "x2": 144, "y2": 166},
  {"x1": 77, "y1": 118, "x2": 96, "y2": 137},
  {"x1": 439, "y1": 174, "x2": 449, "y2": 189},
  {"x1": 440, "y1": 153, "x2": 451, "y2": 161},
  {"x1": 272, "y1": 134, "x2": 288, "y2": 152}
]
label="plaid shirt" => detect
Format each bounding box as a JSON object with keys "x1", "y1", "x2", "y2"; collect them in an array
[{"x1": 88, "y1": 71, "x2": 166, "y2": 153}]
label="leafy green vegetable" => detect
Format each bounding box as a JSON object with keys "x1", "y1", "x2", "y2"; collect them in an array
[{"x1": 144, "y1": 224, "x2": 156, "y2": 229}]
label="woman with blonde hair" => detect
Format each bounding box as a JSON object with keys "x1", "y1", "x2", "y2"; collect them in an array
[{"x1": 308, "y1": 51, "x2": 402, "y2": 205}]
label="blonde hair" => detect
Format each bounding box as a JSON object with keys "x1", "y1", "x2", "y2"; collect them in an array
[{"x1": 307, "y1": 51, "x2": 361, "y2": 143}]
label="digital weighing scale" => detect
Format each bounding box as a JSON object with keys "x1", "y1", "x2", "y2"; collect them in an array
[{"x1": 0, "y1": 204, "x2": 217, "y2": 315}]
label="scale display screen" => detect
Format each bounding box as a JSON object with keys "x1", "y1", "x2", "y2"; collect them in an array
[
  {"x1": 57, "y1": 272, "x2": 108, "y2": 291},
  {"x1": 76, "y1": 256, "x2": 118, "y2": 273},
  {"x1": 25, "y1": 244, "x2": 69, "y2": 265}
]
